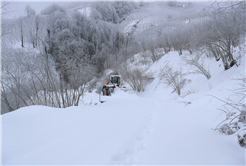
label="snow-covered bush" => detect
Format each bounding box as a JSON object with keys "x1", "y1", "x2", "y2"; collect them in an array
[
  {"x1": 167, "y1": 1, "x2": 177, "y2": 7},
  {"x1": 93, "y1": 2, "x2": 119, "y2": 24},
  {"x1": 141, "y1": 41, "x2": 164, "y2": 63},
  {"x1": 25, "y1": 5, "x2": 36, "y2": 17},
  {"x1": 214, "y1": 78, "x2": 246, "y2": 147},
  {"x1": 219, "y1": 123, "x2": 240, "y2": 135},
  {"x1": 40, "y1": 3, "x2": 66, "y2": 15},
  {"x1": 159, "y1": 64, "x2": 190, "y2": 96},
  {"x1": 217, "y1": 105, "x2": 246, "y2": 148},
  {"x1": 1, "y1": 44, "x2": 97, "y2": 113},
  {"x1": 120, "y1": 64, "x2": 153, "y2": 92},
  {"x1": 238, "y1": 131, "x2": 246, "y2": 148},
  {"x1": 239, "y1": 108, "x2": 246, "y2": 123},
  {"x1": 113, "y1": 1, "x2": 138, "y2": 22},
  {"x1": 183, "y1": 51, "x2": 211, "y2": 79}
]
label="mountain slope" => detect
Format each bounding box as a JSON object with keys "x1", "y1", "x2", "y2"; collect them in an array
[{"x1": 2, "y1": 46, "x2": 245, "y2": 165}]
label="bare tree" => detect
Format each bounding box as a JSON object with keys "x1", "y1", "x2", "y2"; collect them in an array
[
  {"x1": 141, "y1": 40, "x2": 163, "y2": 63},
  {"x1": 25, "y1": 5, "x2": 36, "y2": 17},
  {"x1": 18, "y1": 16, "x2": 25, "y2": 47},
  {"x1": 159, "y1": 64, "x2": 189, "y2": 96},
  {"x1": 183, "y1": 51, "x2": 211, "y2": 80},
  {"x1": 1, "y1": 1, "x2": 14, "y2": 16},
  {"x1": 209, "y1": 0, "x2": 245, "y2": 14},
  {"x1": 1, "y1": 1, "x2": 15, "y2": 38},
  {"x1": 1, "y1": 43, "x2": 95, "y2": 114},
  {"x1": 120, "y1": 64, "x2": 153, "y2": 92}
]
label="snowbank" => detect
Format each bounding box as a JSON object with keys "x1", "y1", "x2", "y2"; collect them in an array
[{"x1": 2, "y1": 49, "x2": 245, "y2": 165}]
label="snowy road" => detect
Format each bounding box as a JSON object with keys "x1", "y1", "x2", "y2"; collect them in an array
[
  {"x1": 2, "y1": 90, "x2": 245, "y2": 165},
  {"x1": 2, "y1": 91, "x2": 158, "y2": 165},
  {"x1": 138, "y1": 98, "x2": 245, "y2": 165}
]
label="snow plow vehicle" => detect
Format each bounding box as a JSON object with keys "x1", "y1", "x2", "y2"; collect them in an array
[{"x1": 102, "y1": 75, "x2": 121, "y2": 96}]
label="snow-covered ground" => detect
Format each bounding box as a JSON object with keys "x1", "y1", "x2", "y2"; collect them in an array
[
  {"x1": 2, "y1": 46, "x2": 245, "y2": 165},
  {"x1": 120, "y1": 1, "x2": 212, "y2": 36}
]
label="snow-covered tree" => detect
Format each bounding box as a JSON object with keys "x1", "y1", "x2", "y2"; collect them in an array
[
  {"x1": 25, "y1": 5, "x2": 36, "y2": 17},
  {"x1": 40, "y1": 3, "x2": 66, "y2": 15},
  {"x1": 93, "y1": 2, "x2": 119, "y2": 23},
  {"x1": 167, "y1": 1, "x2": 177, "y2": 7}
]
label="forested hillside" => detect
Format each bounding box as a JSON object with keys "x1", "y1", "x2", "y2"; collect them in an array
[
  {"x1": 2, "y1": 1, "x2": 245, "y2": 114},
  {"x1": 1, "y1": 1, "x2": 139, "y2": 113}
]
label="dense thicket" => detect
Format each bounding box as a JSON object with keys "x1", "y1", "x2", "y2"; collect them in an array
[{"x1": 45, "y1": 10, "x2": 126, "y2": 82}]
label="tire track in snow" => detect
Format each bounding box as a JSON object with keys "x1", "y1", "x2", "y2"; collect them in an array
[{"x1": 109, "y1": 99, "x2": 160, "y2": 165}]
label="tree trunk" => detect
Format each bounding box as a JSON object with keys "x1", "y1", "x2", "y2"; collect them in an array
[{"x1": 21, "y1": 23, "x2": 24, "y2": 47}]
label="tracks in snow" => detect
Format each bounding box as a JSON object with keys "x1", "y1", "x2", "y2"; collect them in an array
[{"x1": 109, "y1": 99, "x2": 161, "y2": 165}]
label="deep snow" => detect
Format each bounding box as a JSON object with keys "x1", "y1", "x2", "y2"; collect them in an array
[
  {"x1": 2, "y1": 49, "x2": 245, "y2": 165},
  {"x1": 2, "y1": 90, "x2": 158, "y2": 165},
  {"x1": 2, "y1": 1, "x2": 245, "y2": 165}
]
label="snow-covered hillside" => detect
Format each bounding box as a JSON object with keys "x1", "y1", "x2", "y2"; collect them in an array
[
  {"x1": 120, "y1": 1, "x2": 212, "y2": 35},
  {"x1": 2, "y1": 46, "x2": 245, "y2": 164},
  {"x1": 2, "y1": 1, "x2": 246, "y2": 165}
]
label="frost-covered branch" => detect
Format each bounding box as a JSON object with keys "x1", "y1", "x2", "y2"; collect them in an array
[
  {"x1": 183, "y1": 52, "x2": 211, "y2": 79},
  {"x1": 159, "y1": 64, "x2": 190, "y2": 96}
]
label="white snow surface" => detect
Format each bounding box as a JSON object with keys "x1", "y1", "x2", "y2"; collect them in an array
[
  {"x1": 120, "y1": 2, "x2": 212, "y2": 36},
  {"x1": 2, "y1": 49, "x2": 246, "y2": 165}
]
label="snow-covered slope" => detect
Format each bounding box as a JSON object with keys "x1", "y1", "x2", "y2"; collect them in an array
[
  {"x1": 2, "y1": 1, "x2": 245, "y2": 164},
  {"x1": 135, "y1": 49, "x2": 245, "y2": 164},
  {"x1": 120, "y1": 1, "x2": 212, "y2": 36},
  {"x1": 139, "y1": 50, "x2": 244, "y2": 99},
  {"x1": 2, "y1": 45, "x2": 245, "y2": 165},
  {"x1": 2, "y1": 91, "x2": 158, "y2": 165}
]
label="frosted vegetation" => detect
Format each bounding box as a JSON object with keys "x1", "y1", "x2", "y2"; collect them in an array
[{"x1": 1, "y1": 1, "x2": 246, "y2": 164}]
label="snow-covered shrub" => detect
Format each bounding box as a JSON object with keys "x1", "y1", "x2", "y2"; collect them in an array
[
  {"x1": 236, "y1": 110, "x2": 246, "y2": 148},
  {"x1": 40, "y1": 4, "x2": 66, "y2": 15},
  {"x1": 120, "y1": 64, "x2": 153, "y2": 92},
  {"x1": 25, "y1": 5, "x2": 36, "y2": 17},
  {"x1": 183, "y1": 51, "x2": 211, "y2": 80},
  {"x1": 141, "y1": 41, "x2": 164, "y2": 63},
  {"x1": 1, "y1": 44, "x2": 97, "y2": 113},
  {"x1": 216, "y1": 105, "x2": 246, "y2": 149},
  {"x1": 239, "y1": 109, "x2": 246, "y2": 123},
  {"x1": 93, "y1": 2, "x2": 119, "y2": 24},
  {"x1": 181, "y1": 87, "x2": 198, "y2": 98},
  {"x1": 238, "y1": 131, "x2": 246, "y2": 148},
  {"x1": 219, "y1": 123, "x2": 240, "y2": 135},
  {"x1": 167, "y1": 1, "x2": 177, "y2": 7},
  {"x1": 214, "y1": 78, "x2": 246, "y2": 147},
  {"x1": 113, "y1": 1, "x2": 138, "y2": 22},
  {"x1": 215, "y1": 103, "x2": 246, "y2": 136},
  {"x1": 159, "y1": 64, "x2": 190, "y2": 96}
]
